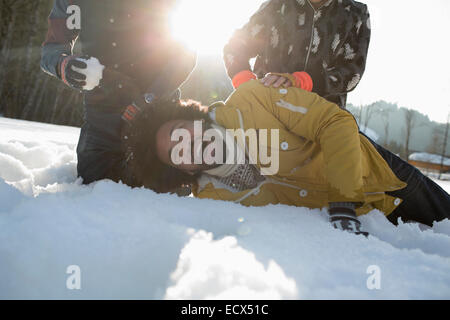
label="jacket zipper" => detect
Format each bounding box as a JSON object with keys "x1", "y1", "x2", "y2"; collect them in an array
[
  {"x1": 304, "y1": 18, "x2": 315, "y2": 70},
  {"x1": 304, "y1": 1, "x2": 328, "y2": 70}
]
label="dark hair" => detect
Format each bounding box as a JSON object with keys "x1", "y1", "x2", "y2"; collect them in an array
[{"x1": 122, "y1": 99, "x2": 211, "y2": 194}]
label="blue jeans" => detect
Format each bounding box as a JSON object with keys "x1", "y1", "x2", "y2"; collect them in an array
[{"x1": 363, "y1": 134, "x2": 450, "y2": 226}]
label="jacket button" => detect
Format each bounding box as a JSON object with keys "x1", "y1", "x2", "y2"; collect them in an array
[
  {"x1": 299, "y1": 190, "x2": 308, "y2": 197},
  {"x1": 112, "y1": 42, "x2": 117, "y2": 47},
  {"x1": 145, "y1": 93, "x2": 156, "y2": 104},
  {"x1": 394, "y1": 198, "x2": 401, "y2": 206},
  {"x1": 110, "y1": 18, "x2": 114, "y2": 23},
  {"x1": 279, "y1": 88, "x2": 288, "y2": 95},
  {"x1": 281, "y1": 141, "x2": 289, "y2": 150}
]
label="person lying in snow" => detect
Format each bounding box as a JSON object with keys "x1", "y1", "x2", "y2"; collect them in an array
[{"x1": 121, "y1": 78, "x2": 450, "y2": 236}]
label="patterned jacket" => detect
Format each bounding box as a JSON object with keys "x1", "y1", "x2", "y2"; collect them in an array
[{"x1": 223, "y1": 0, "x2": 371, "y2": 108}]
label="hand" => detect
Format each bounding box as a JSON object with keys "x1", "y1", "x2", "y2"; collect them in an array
[
  {"x1": 329, "y1": 206, "x2": 369, "y2": 237},
  {"x1": 58, "y1": 55, "x2": 88, "y2": 90},
  {"x1": 260, "y1": 73, "x2": 293, "y2": 88}
]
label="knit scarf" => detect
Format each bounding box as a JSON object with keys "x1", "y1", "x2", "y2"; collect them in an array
[{"x1": 204, "y1": 124, "x2": 265, "y2": 192}]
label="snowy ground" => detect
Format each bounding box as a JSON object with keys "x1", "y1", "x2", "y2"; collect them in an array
[{"x1": 0, "y1": 117, "x2": 449, "y2": 300}]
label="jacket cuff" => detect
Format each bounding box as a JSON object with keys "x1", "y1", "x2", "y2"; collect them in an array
[
  {"x1": 232, "y1": 70, "x2": 257, "y2": 89},
  {"x1": 329, "y1": 202, "x2": 356, "y2": 210},
  {"x1": 56, "y1": 54, "x2": 67, "y2": 79},
  {"x1": 59, "y1": 55, "x2": 73, "y2": 85},
  {"x1": 328, "y1": 203, "x2": 358, "y2": 222},
  {"x1": 292, "y1": 71, "x2": 313, "y2": 92}
]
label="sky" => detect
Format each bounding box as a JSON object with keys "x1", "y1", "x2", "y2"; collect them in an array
[
  {"x1": 351, "y1": 0, "x2": 450, "y2": 124},
  {"x1": 170, "y1": 0, "x2": 450, "y2": 124}
]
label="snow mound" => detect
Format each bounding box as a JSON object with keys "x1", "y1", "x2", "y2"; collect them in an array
[
  {"x1": 165, "y1": 230, "x2": 298, "y2": 300},
  {"x1": 0, "y1": 117, "x2": 450, "y2": 299},
  {"x1": 0, "y1": 118, "x2": 79, "y2": 196}
]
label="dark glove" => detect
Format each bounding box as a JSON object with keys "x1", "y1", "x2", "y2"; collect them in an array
[
  {"x1": 329, "y1": 202, "x2": 369, "y2": 237},
  {"x1": 58, "y1": 55, "x2": 87, "y2": 90}
]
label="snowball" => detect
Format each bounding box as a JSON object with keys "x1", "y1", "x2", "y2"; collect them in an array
[{"x1": 72, "y1": 57, "x2": 105, "y2": 91}]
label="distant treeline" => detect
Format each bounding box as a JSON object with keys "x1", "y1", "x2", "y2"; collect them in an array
[{"x1": 348, "y1": 102, "x2": 449, "y2": 160}]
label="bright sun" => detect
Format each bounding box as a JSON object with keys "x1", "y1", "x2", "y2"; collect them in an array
[{"x1": 170, "y1": 0, "x2": 264, "y2": 55}]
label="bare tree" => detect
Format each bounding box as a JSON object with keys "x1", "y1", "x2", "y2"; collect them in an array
[
  {"x1": 0, "y1": 1, "x2": 21, "y2": 101},
  {"x1": 361, "y1": 103, "x2": 379, "y2": 131},
  {"x1": 403, "y1": 108, "x2": 420, "y2": 160},
  {"x1": 0, "y1": 1, "x2": 85, "y2": 126},
  {"x1": 427, "y1": 127, "x2": 443, "y2": 155},
  {"x1": 379, "y1": 107, "x2": 392, "y2": 146},
  {"x1": 352, "y1": 105, "x2": 363, "y2": 125},
  {"x1": 439, "y1": 112, "x2": 449, "y2": 179}
]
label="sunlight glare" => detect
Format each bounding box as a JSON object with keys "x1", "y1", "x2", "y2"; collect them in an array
[{"x1": 170, "y1": 0, "x2": 264, "y2": 55}]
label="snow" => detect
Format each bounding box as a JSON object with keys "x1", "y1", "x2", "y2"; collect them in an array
[
  {"x1": 409, "y1": 152, "x2": 450, "y2": 167},
  {"x1": 435, "y1": 179, "x2": 450, "y2": 192},
  {"x1": 0, "y1": 117, "x2": 450, "y2": 299}
]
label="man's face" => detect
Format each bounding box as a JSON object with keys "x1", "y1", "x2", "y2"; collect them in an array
[{"x1": 156, "y1": 119, "x2": 220, "y2": 174}]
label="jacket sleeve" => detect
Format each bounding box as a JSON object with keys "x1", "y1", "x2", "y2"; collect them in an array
[
  {"x1": 223, "y1": 0, "x2": 274, "y2": 79},
  {"x1": 41, "y1": 0, "x2": 80, "y2": 78},
  {"x1": 308, "y1": 5, "x2": 371, "y2": 99},
  {"x1": 279, "y1": 88, "x2": 364, "y2": 202}
]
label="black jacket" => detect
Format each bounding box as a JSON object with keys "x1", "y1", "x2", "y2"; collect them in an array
[{"x1": 223, "y1": 0, "x2": 370, "y2": 108}]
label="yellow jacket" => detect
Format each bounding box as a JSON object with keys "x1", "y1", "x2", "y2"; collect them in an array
[{"x1": 193, "y1": 79, "x2": 407, "y2": 216}]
